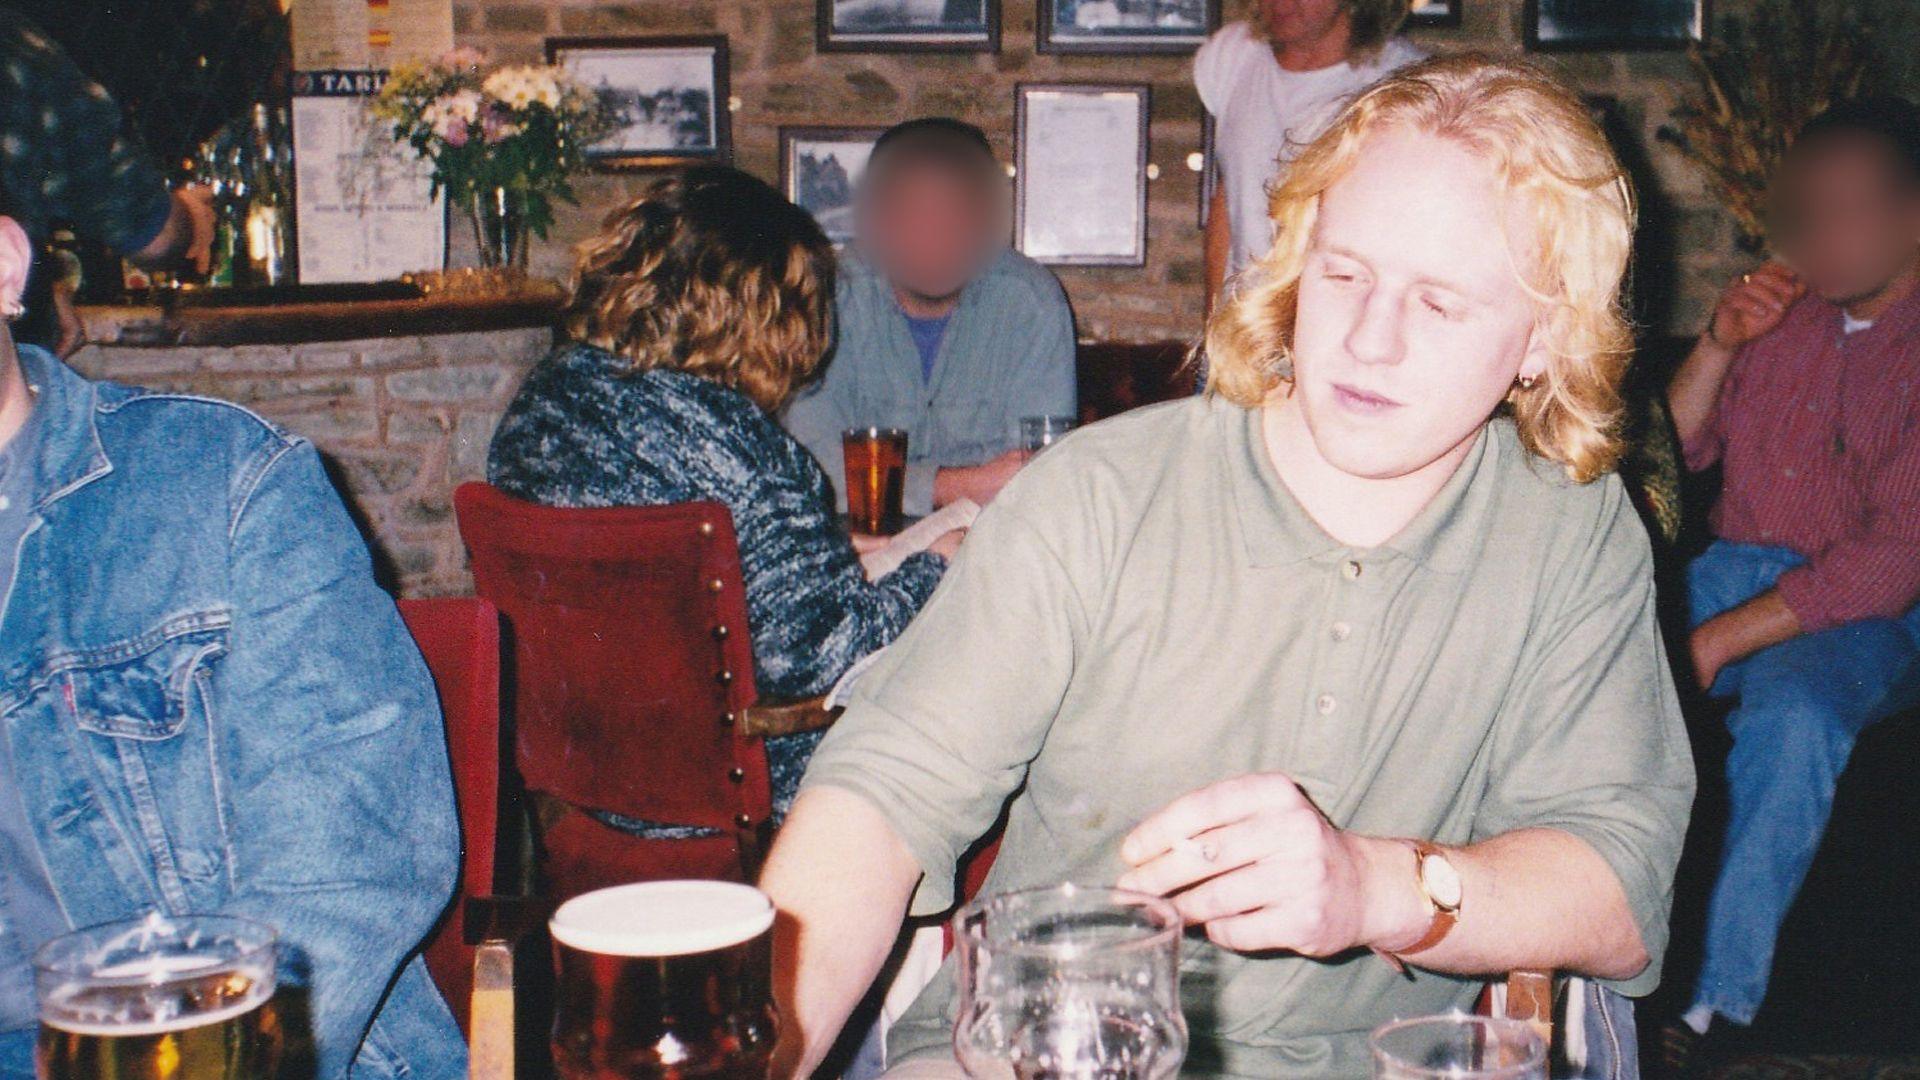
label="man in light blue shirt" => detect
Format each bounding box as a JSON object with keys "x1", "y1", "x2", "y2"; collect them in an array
[{"x1": 784, "y1": 118, "x2": 1077, "y2": 518}]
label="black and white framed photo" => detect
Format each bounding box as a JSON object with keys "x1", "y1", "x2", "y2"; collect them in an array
[
  {"x1": 818, "y1": 0, "x2": 998, "y2": 53},
  {"x1": 546, "y1": 35, "x2": 731, "y2": 168},
  {"x1": 779, "y1": 126, "x2": 887, "y2": 246},
  {"x1": 1037, "y1": 0, "x2": 1218, "y2": 55},
  {"x1": 1406, "y1": 0, "x2": 1462, "y2": 28},
  {"x1": 1015, "y1": 83, "x2": 1150, "y2": 266},
  {"x1": 1525, "y1": 0, "x2": 1705, "y2": 51}
]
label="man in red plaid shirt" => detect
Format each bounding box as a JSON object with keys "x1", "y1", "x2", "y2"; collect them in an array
[{"x1": 1662, "y1": 97, "x2": 1920, "y2": 1072}]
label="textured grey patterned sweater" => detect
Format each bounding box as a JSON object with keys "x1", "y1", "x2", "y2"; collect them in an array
[{"x1": 487, "y1": 343, "x2": 946, "y2": 831}]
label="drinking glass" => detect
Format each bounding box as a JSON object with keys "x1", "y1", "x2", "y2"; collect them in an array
[
  {"x1": 842, "y1": 427, "x2": 909, "y2": 535},
  {"x1": 952, "y1": 884, "x2": 1187, "y2": 1080},
  {"x1": 1020, "y1": 416, "x2": 1078, "y2": 456},
  {"x1": 1369, "y1": 1014, "x2": 1547, "y2": 1080},
  {"x1": 549, "y1": 880, "x2": 778, "y2": 1080},
  {"x1": 33, "y1": 913, "x2": 282, "y2": 1080}
]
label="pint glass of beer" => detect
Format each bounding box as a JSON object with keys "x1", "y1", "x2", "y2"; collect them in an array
[
  {"x1": 33, "y1": 913, "x2": 281, "y2": 1080},
  {"x1": 550, "y1": 880, "x2": 778, "y2": 1080},
  {"x1": 842, "y1": 427, "x2": 909, "y2": 535}
]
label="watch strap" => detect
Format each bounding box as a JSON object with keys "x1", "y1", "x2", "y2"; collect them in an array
[{"x1": 1371, "y1": 842, "x2": 1460, "y2": 974}]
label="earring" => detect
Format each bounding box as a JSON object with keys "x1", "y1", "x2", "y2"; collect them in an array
[{"x1": 1516, "y1": 374, "x2": 1537, "y2": 390}]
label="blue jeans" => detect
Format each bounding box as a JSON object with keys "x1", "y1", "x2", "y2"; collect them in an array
[
  {"x1": 0, "y1": 1028, "x2": 31, "y2": 1080},
  {"x1": 1686, "y1": 542, "x2": 1920, "y2": 1024}
]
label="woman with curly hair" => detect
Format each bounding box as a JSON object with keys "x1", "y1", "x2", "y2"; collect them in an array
[{"x1": 488, "y1": 166, "x2": 961, "y2": 835}]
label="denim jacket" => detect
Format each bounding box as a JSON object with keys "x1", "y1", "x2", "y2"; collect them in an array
[{"x1": 0, "y1": 348, "x2": 465, "y2": 1079}]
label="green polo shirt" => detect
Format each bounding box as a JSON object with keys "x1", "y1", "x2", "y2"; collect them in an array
[{"x1": 801, "y1": 395, "x2": 1695, "y2": 1078}]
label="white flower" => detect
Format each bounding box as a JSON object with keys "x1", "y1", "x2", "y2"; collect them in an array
[{"x1": 483, "y1": 65, "x2": 561, "y2": 110}]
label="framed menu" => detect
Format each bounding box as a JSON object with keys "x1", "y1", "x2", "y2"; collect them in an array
[
  {"x1": 1015, "y1": 83, "x2": 1150, "y2": 266},
  {"x1": 292, "y1": 70, "x2": 446, "y2": 284}
]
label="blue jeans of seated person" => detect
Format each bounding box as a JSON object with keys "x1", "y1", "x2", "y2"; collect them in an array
[
  {"x1": 0, "y1": 1028, "x2": 31, "y2": 1080},
  {"x1": 1687, "y1": 542, "x2": 1920, "y2": 1025}
]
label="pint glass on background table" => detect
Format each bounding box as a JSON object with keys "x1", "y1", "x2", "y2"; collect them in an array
[
  {"x1": 549, "y1": 880, "x2": 778, "y2": 1080},
  {"x1": 842, "y1": 427, "x2": 908, "y2": 536},
  {"x1": 33, "y1": 913, "x2": 281, "y2": 1080},
  {"x1": 1019, "y1": 416, "x2": 1077, "y2": 456}
]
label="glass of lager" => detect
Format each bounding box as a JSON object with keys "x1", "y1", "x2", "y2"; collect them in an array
[
  {"x1": 550, "y1": 880, "x2": 778, "y2": 1080},
  {"x1": 33, "y1": 913, "x2": 281, "y2": 1080}
]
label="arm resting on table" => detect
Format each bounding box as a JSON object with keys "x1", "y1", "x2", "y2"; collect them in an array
[{"x1": 761, "y1": 786, "x2": 922, "y2": 1080}]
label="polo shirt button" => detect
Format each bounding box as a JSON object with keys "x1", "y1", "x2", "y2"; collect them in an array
[
  {"x1": 0, "y1": 495, "x2": 9, "y2": 511},
  {"x1": 1330, "y1": 622, "x2": 1351, "y2": 642},
  {"x1": 1316, "y1": 693, "x2": 1337, "y2": 715},
  {"x1": 1342, "y1": 560, "x2": 1362, "y2": 581},
  {"x1": 1783, "y1": 467, "x2": 1796, "y2": 478}
]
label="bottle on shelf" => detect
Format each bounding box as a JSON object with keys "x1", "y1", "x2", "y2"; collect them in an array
[{"x1": 244, "y1": 103, "x2": 295, "y2": 287}]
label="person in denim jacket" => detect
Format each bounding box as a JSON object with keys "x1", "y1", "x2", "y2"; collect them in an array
[{"x1": 0, "y1": 217, "x2": 464, "y2": 1079}]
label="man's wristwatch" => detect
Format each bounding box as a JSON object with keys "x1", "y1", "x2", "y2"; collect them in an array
[{"x1": 1372, "y1": 842, "x2": 1463, "y2": 974}]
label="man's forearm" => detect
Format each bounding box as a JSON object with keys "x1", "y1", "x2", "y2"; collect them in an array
[
  {"x1": 1691, "y1": 589, "x2": 1802, "y2": 688},
  {"x1": 1666, "y1": 332, "x2": 1738, "y2": 449},
  {"x1": 1359, "y1": 828, "x2": 1648, "y2": 982},
  {"x1": 128, "y1": 190, "x2": 192, "y2": 267},
  {"x1": 761, "y1": 786, "x2": 922, "y2": 1079}
]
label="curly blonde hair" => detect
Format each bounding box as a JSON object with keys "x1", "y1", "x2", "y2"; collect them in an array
[
  {"x1": 564, "y1": 166, "x2": 837, "y2": 413},
  {"x1": 1205, "y1": 52, "x2": 1638, "y2": 483},
  {"x1": 1239, "y1": 0, "x2": 1412, "y2": 54}
]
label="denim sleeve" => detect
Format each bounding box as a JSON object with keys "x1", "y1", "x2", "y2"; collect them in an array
[
  {"x1": 212, "y1": 438, "x2": 460, "y2": 1079},
  {"x1": 8, "y1": 24, "x2": 173, "y2": 254}
]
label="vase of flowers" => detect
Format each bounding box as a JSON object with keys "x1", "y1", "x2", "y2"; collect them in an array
[{"x1": 372, "y1": 48, "x2": 621, "y2": 271}]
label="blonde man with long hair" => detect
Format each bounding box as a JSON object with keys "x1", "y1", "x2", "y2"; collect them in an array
[
  {"x1": 763, "y1": 55, "x2": 1693, "y2": 1079},
  {"x1": 1196, "y1": 0, "x2": 1424, "y2": 311}
]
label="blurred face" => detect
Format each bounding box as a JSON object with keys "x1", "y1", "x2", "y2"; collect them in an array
[
  {"x1": 1262, "y1": 0, "x2": 1349, "y2": 48},
  {"x1": 859, "y1": 163, "x2": 999, "y2": 302},
  {"x1": 1287, "y1": 127, "x2": 1550, "y2": 481},
  {"x1": 1769, "y1": 134, "x2": 1920, "y2": 305}
]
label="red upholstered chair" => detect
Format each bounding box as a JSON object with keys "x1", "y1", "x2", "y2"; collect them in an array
[
  {"x1": 453, "y1": 482, "x2": 772, "y2": 904},
  {"x1": 398, "y1": 596, "x2": 504, "y2": 1035}
]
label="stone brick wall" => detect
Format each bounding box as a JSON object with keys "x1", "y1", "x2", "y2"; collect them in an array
[
  {"x1": 68, "y1": 324, "x2": 552, "y2": 597},
  {"x1": 453, "y1": 0, "x2": 1763, "y2": 345}
]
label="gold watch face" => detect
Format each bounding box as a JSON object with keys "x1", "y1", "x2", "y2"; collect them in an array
[{"x1": 1420, "y1": 852, "x2": 1464, "y2": 912}]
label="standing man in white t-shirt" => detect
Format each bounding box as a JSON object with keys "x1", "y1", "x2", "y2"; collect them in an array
[{"x1": 1197, "y1": 0, "x2": 1424, "y2": 310}]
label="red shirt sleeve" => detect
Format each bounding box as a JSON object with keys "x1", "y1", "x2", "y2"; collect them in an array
[{"x1": 1679, "y1": 342, "x2": 1743, "y2": 473}]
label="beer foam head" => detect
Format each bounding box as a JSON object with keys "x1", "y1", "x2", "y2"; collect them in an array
[{"x1": 550, "y1": 881, "x2": 775, "y2": 957}]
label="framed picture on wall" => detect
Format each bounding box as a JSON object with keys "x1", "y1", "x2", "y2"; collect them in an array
[
  {"x1": 1037, "y1": 0, "x2": 1219, "y2": 55},
  {"x1": 1525, "y1": 0, "x2": 1706, "y2": 51},
  {"x1": 1406, "y1": 0, "x2": 1463, "y2": 28},
  {"x1": 546, "y1": 35, "x2": 732, "y2": 168},
  {"x1": 818, "y1": 0, "x2": 999, "y2": 52},
  {"x1": 1015, "y1": 83, "x2": 1150, "y2": 266},
  {"x1": 779, "y1": 126, "x2": 887, "y2": 246}
]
